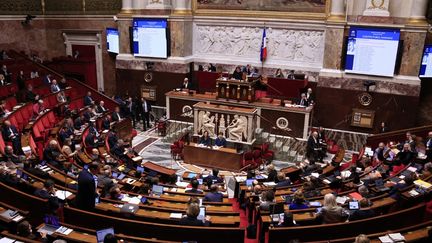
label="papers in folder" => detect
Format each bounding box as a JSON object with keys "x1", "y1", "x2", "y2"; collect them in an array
[
  {"x1": 414, "y1": 179, "x2": 432, "y2": 189},
  {"x1": 263, "y1": 182, "x2": 276, "y2": 187},
  {"x1": 170, "y1": 213, "x2": 183, "y2": 219}
]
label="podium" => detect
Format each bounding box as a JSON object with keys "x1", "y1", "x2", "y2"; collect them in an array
[{"x1": 216, "y1": 78, "x2": 258, "y2": 103}]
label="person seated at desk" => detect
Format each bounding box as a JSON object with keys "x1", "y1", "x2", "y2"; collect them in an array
[
  {"x1": 242, "y1": 64, "x2": 252, "y2": 75},
  {"x1": 185, "y1": 179, "x2": 203, "y2": 194},
  {"x1": 4, "y1": 146, "x2": 22, "y2": 165},
  {"x1": 199, "y1": 131, "x2": 212, "y2": 147},
  {"x1": 74, "y1": 114, "x2": 85, "y2": 130},
  {"x1": 349, "y1": 198, "x2": 375, "y2": 221},
  {"x1": 259, "y1": 190, "x2": 275, "y2": 211},
  {"x1": 25, "y1": 84, "x2": 37, "y2": 103},
  {"x1": 298, "y1": 93, "x2": 309, "y2": 107},
  {"x1": 214, "y1": 132, "x2": 226, "y2": 147},
  {"x1": 204, "y1": 184, "x2": 223, "y2": 202},
  {"x1": 316, "y1": 193, "x2": 349, "y2": 224},
  {"x1": 0, "y1": 74, "x2": 9, "y2": 86},
  {"x1": 58, "y1": 78, "x2": 69, "y2": 90},
  {"x1": 289, "y1": 191, "x2": 309, "y2": 210},
  {"x1": 179, "y1": 203, "x2": 210, "y2": 226},
  {"x1": 111, "y1": 106, "x2": 122, "y2": 122},
  {"x1": 274, "y1": 68, "x2": 284, "y2": 78},
  {"x1": 85, "y1": 130, "x2": 99, "y2": 149},
  {"x1": 232, "y1": 66, "x2": 243, "y2": 80},
  {"x1": 205, "y1": 168, "x2": 224, "y2": 184},
  {"x1": 275, "y1": 172, "x2": 291, "y2": 188},
  {"x1": 421, "y1": 162, "x2": 432, "y2": 179},
  {"x1": 287, "y1": 70, "x2": 295, "y2": 80},
  {"x1": 109, "y1": 186, "x2": 123, "y2": 200},
  {"x1": 102, "y1": 115, "x2": 111, "y2": 130},
  {"x1": 96, "y1": 100, "x2": 108, "y2": 113},
  {"x1": 374, "y1": 142, "x2": 394, "y2": 163},
  {"x1": 181, "y1": 78, "x2": 192, "y2": 90},
  {"x1": 50, "y1": 79, "x2": 61, "y2": 93},
  {"x1": 58, "y1": 126, "x2": 72, "y2": 144},
  {"x1": 266, "y1": 164, "x2": 278, "y2": 182},
  {"x1": 61, "y1": 139, "x2": 77, "y2": 160},
  {"x1": 2, "y1": 120, "x2": 22, "y2": 154},
  {"x1": 16, "y1": 221, "x2": 48, "y2": 241},
  {"x1": 0, "y1": 100, "x2": 10, "y2": 118},
  {"x1": 107, "y1": 130, "x2": 118, "y2": 149},
  {"x1": 84, "y1": 91, "x2": 95, "y2": 106},
  {"x1": 32, "y1": 99, "x2": 45, "y2": 119},
  {"x1": 34, "y1": 179, "x2": 56, "y2": 199},
  {"x1": 83, "y1": 107, "x2": 95, "y2": 123},
  {"x1": 395, "y1": 143, "x2": 416, "y2": 166},
  {"x1": 43, "y1": 140, "x2": 64, "y2": 170},
  {"x1": 56, "y1": 91, "x2": 67, "y2": 104},
  {"x1": 389, "y1": 172, "x2": 416, "y2": 200}
]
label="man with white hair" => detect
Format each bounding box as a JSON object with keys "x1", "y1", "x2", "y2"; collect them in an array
[
  {"x1": 306, "y1": 131, "x2": 322, "y2": 163},
  {"x1": 50, "y1": 79, "x2": 60, "y2": 93},
  {"x1": 2, "y1": 120, "x2": 21, "y2": 154},
  {"x1": 43, "y1": 140, "x2": 63, "y2": 169},
  {"x1": 181, "y1": 78, "x2": 192, "y2": 90}
]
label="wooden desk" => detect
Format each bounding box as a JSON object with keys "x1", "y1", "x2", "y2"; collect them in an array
[
  {"x1": 143, "y1": 161, "x2": 177, "y2": 176},
  {"x1": 183, "y1": 143, "x2": 244, "y2": 171},
  {"x1": 216, "y1": 78, "x2": 258, "y2": 102}
]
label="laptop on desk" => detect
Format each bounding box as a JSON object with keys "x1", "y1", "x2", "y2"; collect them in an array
[
  {"x1": 152, "y1": 185, "x2": 164, "y2": 197},
  {"x1": 120, "y1": 203, "x2": 139, "y2": 214}
]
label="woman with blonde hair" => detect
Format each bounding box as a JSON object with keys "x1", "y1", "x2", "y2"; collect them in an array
[
  {"x1": 317, "y1": 193, "x2": 348, "y2": 224},
  {"x1": 354, "y1": 234, "x2": 370, "y2": 243}
]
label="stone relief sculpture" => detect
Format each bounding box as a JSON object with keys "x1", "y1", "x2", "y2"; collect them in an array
[
  {"x1": 219, "y1": 114, "x2": 226, "y2": 136},
  {"x1": 227, "y1": 115, "x2": 247, "y2": 141},
  {"x1": 198, "y1": 111, "x2": 216, "y2": 136},
  {"x1": 195, "y1": 25, "x2": 324, "y2": 65},
  {"x1": 196, "y1": 0, "x2": 326, "y2": 13}
]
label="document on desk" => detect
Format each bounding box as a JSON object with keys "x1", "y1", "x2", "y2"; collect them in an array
[
  {"x1": 378, "y1": 235, "x2": 393, "y2": 243},
  {"x1": 55, "y1": 190, "x2": 72, "y2": 200},
  {"x1": 170, "y1": 213, "x2": 183, "y2": 219},
  {"x1": 128, "y1": 197, "x2": 141, "y2": 205},
  {"x1": 263, "y1": 182, "x2": 276, "y2": 187},
  {"x1": 388, "y1": 233, "x2": 405, "y2": 242},
  {"x1": 56, "y1": 226, "x2": 73, "y2": 235},
  {"x1": 176, "y1": 181, "x2": 189, "y2": 188},
  {"x1": 0, "y1": 237, "x2": 15, "y2": 243}
]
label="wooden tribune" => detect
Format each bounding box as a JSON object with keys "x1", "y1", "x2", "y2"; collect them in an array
[
  {"x1": 183, "y1": 143, "x2": 244, "y2": 172},
  {"x1": 216, "y1": 78, "x2": 258, "y2": 103}
]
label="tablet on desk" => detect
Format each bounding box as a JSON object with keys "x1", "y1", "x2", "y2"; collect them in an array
[
  {"x1": 96, "y1": 228, "x2": 115, "y2": 243},
  {"x1": 197, "y1": 206, "x2": 206, "y2": 221},
  {"x1": 246, "y1": 179, "x2": 254, "y2": 187},
  {"x1": 349, "y1": 201, "x2": 359, "y2": 210},
  {"x1": 117, "y1": 173, "x2": 126, "y2": 180}
]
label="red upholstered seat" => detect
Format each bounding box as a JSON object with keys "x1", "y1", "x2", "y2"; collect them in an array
[
  {"x1": 261, "y1": 143, "x2": 274, "y2": 162},
  {"x1": 0, "y1": 134, "x2": 6, "y2": 155},
  {"x1": 32, "y1": 126, "x2": 42, "y2": 140},
  {"x1": 242, "y1": 151, "x2": 255, "y2": 169},
  {"x1": 327, "y1": 140, "x2": 339, "y2": 154},
  {"x1": 47, "y1": 111, "x2": 56, "y2": 125},
  {"x1": 253, "y1": 150, "x2": 263, "y2": 166}
]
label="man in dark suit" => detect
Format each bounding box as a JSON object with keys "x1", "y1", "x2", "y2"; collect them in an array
[
  {"x1": 185, "y1": 179, "x2": 203, "y2": 194},
  {"x1": 43, "y1": 74, "x2": 52, "y2": 85},
  {"x1": 84, "y1": 91, "x2": 95, "y2": 107},
  {"x1": 16, "y1": 70, "x2": 26, "y2": 91},
  {"x1": 139, "y1": 98, "x2": 151, "y2": 130},
  {"x1": 85, "y1": 131, "x2": 98, "y2": 148},
  {"x1": 107, "y1": 131, "x2": 118, "y2": 149},
  {"x1": 205, "y1": 168, "x2": 224, "y2": 184},
  {"x1": 349, "y1": 198, "x2": 375, "y2": 221},
  {"x1": 125, "y1": 97, "x2": 137, "y2": 128},
  {"x1": 267, "y1": 164, "x2": 278, "y2": 182},
  {"x1": 76, "y1": 162, "x2": 100, "y2": 210},
  {"x1": 426, "y1": 131, "x2": 432, "y2": 161},
  {"x1": 298, "y1": 93, "x2": 309, "y2": 107},
  {"x1": 43, "y1": 140, "x2": 63, "y2": 169},
  {"x1": 96, "y1": 101, "x2": 107, "y2": 113},
  {"x1": 395, "y1": 143, "x2": 416, "y2": 165},
  {"x1": 275, "y1": 172, "x2": 291, "y2": 188},
  {"x1": 58, "y1": 126, "x2": 71, "y2": 144},
  {"x1": 0, "y1": 65, "x2": 12, "y2": 83},
  {"x1": 24, "y1": 84, "x2": 37, "y2": 103},
  {"x1": 203, "y1": 185, "x2": 223, "y2": 202},
  {"x1": 181, "y1": 78, "x2": 193, "y2": 90},
  {"x1": 2, "y1": 120, "x2": 21, "y2": 154},
  {"x1": 306, "y1": 88, "x2": 314, "y2": 104},
  {"x1": 306, "y1": 131, "x2": 324, "y2": 162},
  {"x1": 111, "y1": 106, "x2": 122, "y2": 122},
  {"x1": 74, "y1": 115, "x2": 84, "y2": 130}
]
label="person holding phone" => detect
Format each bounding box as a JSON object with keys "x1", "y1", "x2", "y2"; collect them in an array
[{"x1": 179, "y1": 203, "x2": 210, "y2": 226}]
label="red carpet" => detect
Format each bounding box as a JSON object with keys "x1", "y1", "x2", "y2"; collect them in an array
[{"x1": 229, "y1": 198, "x2": 261, "y2": 243}]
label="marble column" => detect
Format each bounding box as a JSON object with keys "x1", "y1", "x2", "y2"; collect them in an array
[
  {"x1": 322, "y1": 25, "x2": 345, "y2": 70},
  {"x1": 122, "y1": 0, "x2": 133, "y2": 12},
  {"x1": 399, "y1": 30, "x2": 428, "y2": 76},
  {"x1": 409, "y1": 0, "x2": 429, "y2": 24},
  {"x1": 133, "y1": 0, "x2": 148, "y2": 10},
  {"x1": 172, "y1": 0, "x2": 192, "y2": 14},
  {"x1": 118, "y1": 20, "x2": 132, "y2": 54},
  {"x1": 328, "y1": 0, "x2": 345, "y2": 21}
]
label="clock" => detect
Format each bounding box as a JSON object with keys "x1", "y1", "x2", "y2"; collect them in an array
[
  {"x1": 358, "y1": 92, "x2": 373, "y2": 106},
  {"x1": 144, "y1": 72, "x2": 153, "y2": 83}
]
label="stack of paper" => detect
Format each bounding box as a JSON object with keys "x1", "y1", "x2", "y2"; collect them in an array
[
  {"x1": 55, "y1": 190, "x2": 72, "y2": 200},
  {"x1": 128, "y1": 197, "x2": 140, "y2": 205},
  {"x1": 170, "y1": 213, "x2": 183, "y2": 219},
  {"x1": 335, "y1": 196, "x2": 348, "y2": 205},
  {"x1": 175, "y1": 181, "x2": 189, "y2": 188},
  {"x1": 388, "y1": 233, "x2": 405, "y2": 242},
  {"x1": 414, "y1": 179, "x2": 432, "y2": 189},
  {"x1": 263, "y1": 182, "x2": 276, "y2": 187}
]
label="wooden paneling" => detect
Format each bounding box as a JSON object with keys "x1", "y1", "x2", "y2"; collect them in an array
[
  {"x1": 313, "y1": 87, "x2": 419, "y2": 133},
  {"x1": 116, "y1": 69, "x2": 187, "y2": 106}
]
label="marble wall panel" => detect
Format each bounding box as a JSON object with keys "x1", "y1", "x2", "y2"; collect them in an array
[
  {"x1": 322, "y1": 27, "x2": 345, "y2": 70},
  {"x1": 399, "y1": 31, "x2": 427, "y2": 77}
]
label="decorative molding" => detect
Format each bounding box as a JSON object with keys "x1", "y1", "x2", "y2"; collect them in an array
[{"x1": 193, "y1": 24, "x2": 325, "y2": 69}]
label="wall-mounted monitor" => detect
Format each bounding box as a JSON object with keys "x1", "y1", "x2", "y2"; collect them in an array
[
  {"x1": 132, "y1": 18, "x2": 169, "y2": 59},
  {"x1": 345, "y1": 27, "x2": 401, "y2": 77},
  {"x1": 419, "y1": 44, "x2": 432, "y2": 78},
  {"x1": 106, "y1": 28, "x2": 119, "y2": 54}
]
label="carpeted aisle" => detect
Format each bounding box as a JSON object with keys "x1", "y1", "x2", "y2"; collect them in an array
[{"x1": 229, "y1": 198, "x2": 261, "y2": 243}]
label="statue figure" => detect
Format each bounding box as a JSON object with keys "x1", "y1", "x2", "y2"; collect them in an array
[
  {"x1": 198, "y1": 111, "x2": 216, "y2": 136},
  {"x1": 227, "y1": 115, "x2": 247, "y2": 141}
]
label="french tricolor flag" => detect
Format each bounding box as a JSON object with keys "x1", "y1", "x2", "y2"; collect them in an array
[{"x1": 260, "y1": 28, "x2": 267, "y2": 62}]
